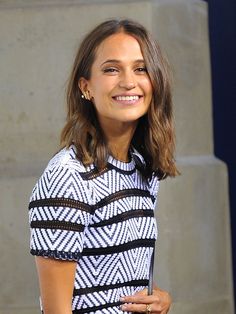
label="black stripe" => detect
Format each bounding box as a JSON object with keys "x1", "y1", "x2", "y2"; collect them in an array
[
  {"x1": 82, "y1": 238, "x2": 155, "y2": 256},
  {"x1": 30, "y1": 220, "x2": 85, "y2": 232},
  {"x1": 43, "y1": 301, "x2": 125, "y2": 314},
  {"x1": 73, "y1": 279, "x2": 148, "y2": 296},
  {"x1": 79, "y1": 166, "x2": 109, "y2": 180},
  {"x1": 72, "y1": 301, "x2": 122, "y2": 314},
  {"x1": 90, "y1": 209, "x2": 154, "y2": 228},
  {"x1": 94, "y1": 189, "x2": 152, "y2": 210},
  {"x1": 79, "y1": 163, "x2": 136, "y2": 180},
  {"x1": 28, "y1": 197, "x2": 93, "y2": 213}
]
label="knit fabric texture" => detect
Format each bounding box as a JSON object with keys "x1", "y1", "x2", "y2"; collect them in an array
[{"x1": 29, "y1": 146, "x2": 159, "y2": 313}]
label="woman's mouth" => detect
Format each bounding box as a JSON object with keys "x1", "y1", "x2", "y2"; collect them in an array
[{"x1": 112, "y1": 95, "x2": 142, "y2": 104}]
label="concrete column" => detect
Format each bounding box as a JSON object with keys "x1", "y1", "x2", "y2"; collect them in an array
[{"x1": 0, "y1": 1, "x2": 233, "y2": 313}]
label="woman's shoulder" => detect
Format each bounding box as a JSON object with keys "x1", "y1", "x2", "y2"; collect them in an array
[
  {"x1": 30, "y1": 145, "x2": 95, "y2": 203},
  {"x1": 45, "y1": 145, "x2": 92, "y2": 174}
]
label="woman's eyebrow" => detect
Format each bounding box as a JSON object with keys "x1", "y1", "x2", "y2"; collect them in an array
[
  {"x1": 101, "y1": 59, "x2": 145, "y2": 66},
  {"x1": 101, "y1": 59, "x2": 120, "y2": 65}
]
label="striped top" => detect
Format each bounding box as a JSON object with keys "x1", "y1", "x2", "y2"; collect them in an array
[{"x1": 29, "y1": 146, "x2": 159, "y2": 313}]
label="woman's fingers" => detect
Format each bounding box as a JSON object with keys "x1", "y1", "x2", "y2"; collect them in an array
[
  {"x1": 120, "y1": 302, "x2": 162, "y2": 313},
  {"x1": 120, "y1": 286, "x2": 171, "y2": 313},
  {"x1": 120, "y1": 293, "x2": 160, "y2": 304}
]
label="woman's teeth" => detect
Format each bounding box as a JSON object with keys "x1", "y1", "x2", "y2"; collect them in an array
[{"x1": 115, "y1": 95, "x2": 140, "y2": 101}]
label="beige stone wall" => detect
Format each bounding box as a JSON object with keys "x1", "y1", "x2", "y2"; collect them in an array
[{"x1": 0, "y1": 0, "x2": 233, "y2": 313}]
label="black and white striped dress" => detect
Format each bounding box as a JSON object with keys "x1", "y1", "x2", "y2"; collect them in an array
[{"x1": 29, "y1": 145, "x2": 159, "y2": 313}]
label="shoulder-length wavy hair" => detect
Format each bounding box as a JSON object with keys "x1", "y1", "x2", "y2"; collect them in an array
[{"x1": 61, "y1": 19, "x2": 179, "y2": 179}]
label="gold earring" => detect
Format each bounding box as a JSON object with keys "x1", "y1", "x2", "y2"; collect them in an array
[
  {"x1": 84, "y1": 91, "x2": 90, "y2": 100},
  {"x1": 82, "y1": 92, "x2": 88, "y2": 100}
]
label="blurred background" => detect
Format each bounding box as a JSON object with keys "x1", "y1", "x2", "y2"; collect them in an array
[{"x1": 0, "y1": 0, "x2": 235, "y2": 313}]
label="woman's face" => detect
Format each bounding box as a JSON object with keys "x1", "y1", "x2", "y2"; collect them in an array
[{"x1": 79, "y1": 32, "x2": 153, "y2": 132}]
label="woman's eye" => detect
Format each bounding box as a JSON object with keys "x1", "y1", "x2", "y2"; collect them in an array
[
  {"x1": 103, "y1": 68, "x2": 118, "y2": 73},
  {"x1": 136, "y1": 67, "x2": 147, "y2": 73}
]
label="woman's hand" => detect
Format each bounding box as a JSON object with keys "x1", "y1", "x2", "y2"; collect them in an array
[{"x1": 120, "y1": 286, "x2": 171, "y2": 313}]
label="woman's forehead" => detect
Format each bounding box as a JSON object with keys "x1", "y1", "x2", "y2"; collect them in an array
[{"x1": 94, "y1": 32, "x2": 144, "y2": 64}]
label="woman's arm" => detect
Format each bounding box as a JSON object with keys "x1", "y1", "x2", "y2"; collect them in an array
[{"x1": 35, "y1": 256, "x2": 77, "y2": 314}]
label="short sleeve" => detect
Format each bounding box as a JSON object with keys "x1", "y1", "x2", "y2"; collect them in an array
[{"x1": 29, "y1": 163, "x2": 94, "y2": 261}]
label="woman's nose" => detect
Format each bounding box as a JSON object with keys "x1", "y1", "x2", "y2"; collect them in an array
[{"x1": 119, "y1": 71, "x2": 136, "y2": 89}]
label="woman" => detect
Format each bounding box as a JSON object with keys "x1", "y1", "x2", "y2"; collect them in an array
[{"x1": 29, "y1": 19, "x2": 178, "y2": 314}]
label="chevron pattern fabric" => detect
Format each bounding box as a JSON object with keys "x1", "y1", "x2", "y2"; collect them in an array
[{"x1": 29, "y1": 146, "x2": 159, "y2": 313}]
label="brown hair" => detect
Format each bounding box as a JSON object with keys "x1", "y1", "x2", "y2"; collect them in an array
[{"x1": 61, "y1": 19, "x2": 179, "y2": 179}]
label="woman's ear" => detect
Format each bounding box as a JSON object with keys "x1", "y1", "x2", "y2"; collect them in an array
[
  {"x1": 78, "y1": 77, "x2": 91, "y2": 100},
  {"x1": 78, "y1": 77, "x2": 88, "y2": 95}
]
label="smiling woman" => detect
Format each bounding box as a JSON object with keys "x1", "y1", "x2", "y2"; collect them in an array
[
  {"x1": 28, "y1": 19, "x2": 178, "y2": 314},
  {"x1": 61, "y1": 19, "x2": 178, "y2": 178},
  {"x1": 78, "y1": 32, "x2": 153, "y2": 160}
]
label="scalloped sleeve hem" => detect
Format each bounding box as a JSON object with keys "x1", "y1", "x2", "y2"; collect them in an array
[{"x1": 30, "y1": 249, "x2": 81, "y2": 262}]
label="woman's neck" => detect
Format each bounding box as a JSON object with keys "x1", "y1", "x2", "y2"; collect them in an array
[
  {"x1": 109, "y1": 137, "x2": 131, "y2": 162},
  {"x1": 103, "y1": 122, "x2": 137, "y2": 162}
]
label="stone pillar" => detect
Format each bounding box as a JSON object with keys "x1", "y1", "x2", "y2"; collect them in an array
[{"x1": 0, "y1": 1, "x2": 233, "y2": 313}]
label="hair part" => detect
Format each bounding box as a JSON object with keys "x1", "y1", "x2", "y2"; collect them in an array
[{"x1": 60, "y1": 18, "x2": 179, "y2": 179}]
